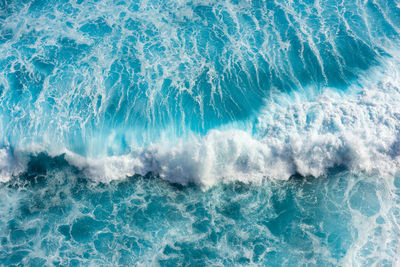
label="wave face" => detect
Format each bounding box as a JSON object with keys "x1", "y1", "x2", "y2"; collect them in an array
[
  {"x1": 0, "y1": 0, "x2": 400, "y2": 185},
  {"x1": 1, "y1": 0, "x2": 399, "y2": 155},
  {"x1": 1, "y1": 0, "x2": 400, "y2": 265}
]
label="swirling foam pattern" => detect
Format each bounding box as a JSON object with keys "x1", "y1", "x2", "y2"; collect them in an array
[
  {"x1": 0, "y1": 158, "x2": 399, "y2": 265},
  {"x1": 1, "y1": 0, "x2": 400, "y2": 265}
]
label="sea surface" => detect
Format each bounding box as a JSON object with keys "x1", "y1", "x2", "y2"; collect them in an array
[{"x1": 1, "y1": 0, "x2": 400, "y2": 265}]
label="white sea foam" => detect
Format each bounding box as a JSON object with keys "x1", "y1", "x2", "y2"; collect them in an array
[
  {"x1": 60, "y1": 64, "x2": 400, "y2": 188},
  {"x1": 1, "y1": 59, "x2": 400, "y2": 188},
  {"x1": 1, "y1": 0, "x2": 400, "y2": 187},
  {"x1": 0, "y1": 148, "x2": 27, "y2": 182}
]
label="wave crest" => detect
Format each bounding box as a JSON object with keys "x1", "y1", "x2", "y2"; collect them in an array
[{"x1": 59, "y1": 73, "x2": 400, "y2": 187}]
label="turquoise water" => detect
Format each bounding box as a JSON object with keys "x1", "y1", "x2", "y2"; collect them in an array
[
  {"x1": 1, "y1": 0, "x2": 400, "y2": 265},
  {"x1": 1, "y1": 154, "x2": 399, "y2": 266},
  {"x1": 1, "y1": 0, "x2": 398, "y2": 152}
]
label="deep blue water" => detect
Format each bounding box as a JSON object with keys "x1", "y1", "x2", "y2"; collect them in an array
[{"x1": 1, "y1": 0, "x2": 400, "y2": 265}]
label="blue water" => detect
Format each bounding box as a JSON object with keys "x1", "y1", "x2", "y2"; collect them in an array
[
  {"x1": 1, "y1": 0, "x2": 400, "y2": 265},
  {"x1": 1, "y1": 154, "x2": 399, "y2": 266}
]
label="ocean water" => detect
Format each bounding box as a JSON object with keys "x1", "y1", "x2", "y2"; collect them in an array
[{"x1": 1, "y1": 0, "x2": 400, "y2": 265}]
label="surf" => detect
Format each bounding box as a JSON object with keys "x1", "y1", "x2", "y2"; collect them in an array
[{"x1": 1, "y1": 0, "x2": 400, "y2": 185}]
